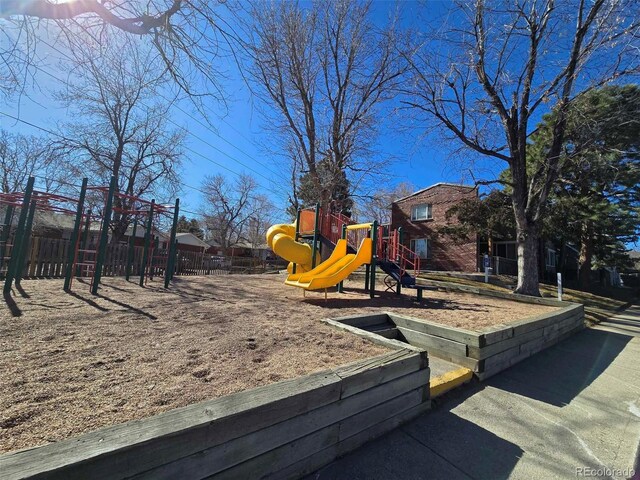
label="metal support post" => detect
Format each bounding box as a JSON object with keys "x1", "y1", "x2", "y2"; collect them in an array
[
  {"x1": 165, "y1": 198, "x2": 180, "y2": 288},
  {"x1": 139, "y1": 199, "x2": 155, "y2": 287},
  {"x1": 15, "y1": 199, "x2": 37, "y2": 286},
  {"x1": 370, "y1": 221, "x2": 378, "y2": 298},
  {"x1": 4, "y1": 176, "x2": 35, "y2": 294},
  {"x1": 64, "y1": 178, "x2": 88, "y2": 291},
  {"x1": 92, "y1": 176, "x2": 117, "y2": 295},
  {"x1": 338, "y1": 223, "x2": 347, "y2": 293},
  {"x1": 311, "y1": 203, "x2": 320, "y2": 269}
]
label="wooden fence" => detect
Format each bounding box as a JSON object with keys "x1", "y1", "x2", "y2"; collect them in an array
[{"x1": 0, "y1": 236, "x2": 285, "y2": 280}]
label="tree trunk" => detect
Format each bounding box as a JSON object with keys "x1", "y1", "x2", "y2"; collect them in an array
[
  {"x1": 511, "y1": 165, "x2": 541, "y2": 296},
  {"x1": 514, "y1": 219, "x2": 541, "y2": 296},
  {"x1": 578, "y1": 221, "x2": 593, "y2": 291}
]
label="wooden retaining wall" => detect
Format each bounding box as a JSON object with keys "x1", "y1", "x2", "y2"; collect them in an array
[
  {"x1": 0, "y1": 349, "x2": 429, "y2": 480},
  {"x1": 327, "y1": 302, "x2": 585, "y2": 381},
  {"x1": 420, "y1": 278, "x2": 570, "y2": 307}
]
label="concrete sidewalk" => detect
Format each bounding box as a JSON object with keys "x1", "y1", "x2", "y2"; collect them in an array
[{"x1": 308, "y1": 305, "x2": 640, "y2": 480}]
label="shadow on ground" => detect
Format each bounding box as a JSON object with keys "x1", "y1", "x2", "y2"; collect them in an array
[
  {"x1": 62, "y1": 281, "x2": 158, "y2": 320},
  {"x1": 487, "y1": 328, "x2": 632, "y2": 407},
  {"x1": 311, "y1": 385, "x2": 523, "y2": 480},
  {"x1": 303, "y1": 289, "x2": 490, "y2": 313},
  {"x1": 3, "y1": 291, "x2": 22, "y2": 317}
]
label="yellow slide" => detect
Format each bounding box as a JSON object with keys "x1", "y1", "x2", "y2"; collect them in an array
[
  {"x1": 284, "y1": 237, "x2": 373, "y2": 291},
  {"x1": 266, "y1": 223, "x2": 320, "y2": 273}
]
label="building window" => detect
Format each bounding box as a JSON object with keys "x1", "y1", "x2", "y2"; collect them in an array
[
  {"x1": 494, "y1": 242, "x2": 517, "y2": 260},
  {"x1": 546, "y1": 248, "x2": 557, "y2": 268},
  {"x1": 411, "y1": 203, "x2": 432, "y2": 221},
  {"x1": 410, "y1": 238, "x2": 431, "y2": 259}
]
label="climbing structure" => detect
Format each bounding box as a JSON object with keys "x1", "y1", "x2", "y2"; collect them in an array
[
  {"x1": 268, "y1": 204, "x2": 422, "y2": 299},
  {"x1": 1, "y1": 175, "x2": 180, "y2": 296},
  {"x1": 377, "y1": 227, "x2": 421, "y2": 295},
  {"x1": 1, "y1": 177, "x2": 96, "y2": 295}
]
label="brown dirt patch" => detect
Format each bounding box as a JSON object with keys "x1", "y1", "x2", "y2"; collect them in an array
[{"x1": 0, "y1": 274, "x2": 556, "y2": 453}]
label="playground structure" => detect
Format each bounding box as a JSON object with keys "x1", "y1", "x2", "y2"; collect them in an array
[
  {"x1": 0, "y1": 176, "x2": 180, "y2": 296},
  {"x1": 266, "y1": 205, "x2": 423, "y2": 299}
]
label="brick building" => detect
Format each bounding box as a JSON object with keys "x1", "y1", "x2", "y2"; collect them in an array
[{"x1": 390, "y1": 183, "x2": 478, "y2": 272}]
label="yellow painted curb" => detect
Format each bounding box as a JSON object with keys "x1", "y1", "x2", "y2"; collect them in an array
[{"x1": 430, "y1": 367, "x2": 473, "y2": 398}]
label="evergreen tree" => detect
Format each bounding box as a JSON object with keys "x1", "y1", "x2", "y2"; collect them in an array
[
  {"x1": 439, "y1": 190, "x2": 515, "y2": 249},
  {"x1": 176, "y1": 215, "x2": 204, "y2": 239},
  {"x1": 443, "y1": 86, "x2": 640, "y2": 291},
  {"x1": 531, "y1": 85, "x2": 640, "y2": 289},
  {"x1": 295, "y1": 159, "x2": 354, "y2": 217}
]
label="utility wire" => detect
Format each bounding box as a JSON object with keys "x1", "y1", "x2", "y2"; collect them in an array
[
  {"x1": 36, "y1": 38, "x2": 289, "y2": 195},
  {"x1": 0, "y1": 111, "x2": 220, "y2": 203},
  {"x1": 2, "y1": 96, "x2": 288, "y2": 203}
]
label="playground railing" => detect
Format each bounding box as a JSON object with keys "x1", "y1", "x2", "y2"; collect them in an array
[
  {"x1": 298, "y1": 206, "x2": 357, "y2": 246},
  {"x1": 387, "y1": 229, "x2": 420, "y2": 278},
  {"x1": 319, "y1": 208, "x2": 356, "y2": 245},
  {"x1": 396, "y1": 243, "x2": 421, "y2": 277},
  {"x1": 344, "y1": 222, "x2": 373, "y2": 251}
]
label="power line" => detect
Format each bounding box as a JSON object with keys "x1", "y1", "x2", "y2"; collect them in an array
[
  {"x1": 35, "y1": 38, "x2": 289, "y2": 196},
  {"x1": 0, "y1": 113, "x2": 287, "y2": 225},
  {"x1": 0, "y1": 111, "x2": 229, "y2": 203},
  {"x1": 170, "y1": 102, "x2": 282, "y2": 178},
  {"x1": 1, "y1": 86, "x2": 288, "y2": 202}
]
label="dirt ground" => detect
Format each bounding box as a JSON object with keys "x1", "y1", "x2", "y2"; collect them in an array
[{"x1": 0, "y1": 274, "x2": 557, "y2": 453}]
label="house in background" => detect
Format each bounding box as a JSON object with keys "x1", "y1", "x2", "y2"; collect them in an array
[
  {"x1": 390, "y1": 182, "x2": 580, "y2": 283},
  {"x1": 173, "y1": 232, "x2": 209, "y2": 253},
  {"x1": 621, "y1": 251, "x2": 640, "y2": 287},
  {"x1": 390, "y1": 183, "x2": 478, "y2": 272}
]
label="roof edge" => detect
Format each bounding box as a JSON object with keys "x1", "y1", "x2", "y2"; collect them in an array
[{"x1": 394, "y1": 182, "x2": 476, "y2": 204}]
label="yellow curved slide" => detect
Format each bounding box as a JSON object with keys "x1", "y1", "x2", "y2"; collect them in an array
[
  {"x1": 284, "y1": 238, "x2": 373, "y2": 290},
  {"x1": 266, "y1": 223, "x2": 320, "y2": 273}
]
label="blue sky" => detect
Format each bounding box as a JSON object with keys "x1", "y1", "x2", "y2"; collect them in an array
[{"x1": 2, "y1": 1, "x2": 514, "y2": 221}]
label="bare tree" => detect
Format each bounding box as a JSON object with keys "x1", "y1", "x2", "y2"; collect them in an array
[
  {"x1": 363, "y1": 181, "x2": 415, "y2": 224},
  {"x1": 202, "y1": 173, "x2": 274, "y2": 249},
  {"x1": 404, "y1": 0, "x2": 640, "y2": 295},
  {"x1": 0, "y1": 129, "x2": 67, "y2": 193},
  {"x1": 0, "y1": 0, "x2": 234, "y2": 103},
  {"x1": 55, "y1": 37, "x2": 184, "y2": 241},
  {"x1": 244, "y1": 0, "x2": 405, "y2": 214},
  {"x1": 246, "y1": 212, "x2": 275, "y2": 250}
]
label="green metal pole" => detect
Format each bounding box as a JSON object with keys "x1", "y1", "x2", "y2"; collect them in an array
[
  {"x1": 165, "y1": 198, "x2": 180, "y2": 288},
  {"x1": 0, "y1": 204, "x2": 14, "y2": 274},
  {"x1": 4, "y1": 176, "x2": 35, "y2": 294},
  {"x1": 92, "y1": 176, "x2": 117, "y2": 295},
  {"x1": 15, "y1": 199, "x2": 37, "y2": 286},
  {"x1": 364, "y1": 266, "x2": 370, "y2": 292},
  {"x1": 338, "y1": 223, "x2": 347, "y2": 293},
  {"x1": 396, "y1": 226, "x2": 403, "y2": 295},
  {"x1": 370, "y1": 221, "x2": 378, "y2": 299},
  {"x1": 64, "y1": 178, "x2": 88, "y2": 291},
  {"x1": 139, "y1": 199, "x2": 155, "y2": 287},
  {"x1": 150, "y1": 235, "x2": 159, "y2": 280},
  {"x1": 170, "y1": 239, "x2": 178, "y2": 280},
  {"x1": 311, "y1": 203, "x2": 320, "y2": 269},
  {"x1": 292, "y1": 208, "x2": 301, "y2": 274},
  {"x1": 77, "y1": 209, "x2": 91, "y2": 277},
  {"x1": 125, "y1": 218, "x2": 138, "y2": 281}
]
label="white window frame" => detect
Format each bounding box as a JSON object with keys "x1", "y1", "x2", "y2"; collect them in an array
[
  {"x1": 546, "y1": 248, "x2": 557, "y2": 268},
  {"x1": 411, "y1": 203, "x2": 432, "y2": 221},
  {"x1": 410, "y1": 238, "x2": 431, "y2": 259}
]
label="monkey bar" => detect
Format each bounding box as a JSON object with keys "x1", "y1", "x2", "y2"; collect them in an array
[{"x1": 1, "y1": 176, "x2": 180, "y2": 297}]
